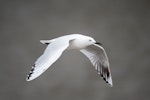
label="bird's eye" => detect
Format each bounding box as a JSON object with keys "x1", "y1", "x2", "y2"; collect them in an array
[{"x1": 89, "y1": 40, "x2": 92, "y2": 41}]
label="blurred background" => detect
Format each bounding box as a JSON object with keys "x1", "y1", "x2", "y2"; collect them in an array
[{"x1": 0, "y1": 0, "x2": 150, "y2": 100}]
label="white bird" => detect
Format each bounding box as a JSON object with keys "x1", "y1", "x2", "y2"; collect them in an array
[{"x1": 26, "y1": 34, "x2": 113, "y2": 87}]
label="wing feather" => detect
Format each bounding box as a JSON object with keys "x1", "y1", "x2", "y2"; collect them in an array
[
  {"x1": 26, "y1": 39, "x2": 70, "y2": 81},
  {"x1": 80, "y1": 44, "x2": 113, "y2": 86}
]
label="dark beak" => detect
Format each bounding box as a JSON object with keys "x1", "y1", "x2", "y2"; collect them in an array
[{"x1": 95, "y1": 42, "x2": 103, "y2": 45}]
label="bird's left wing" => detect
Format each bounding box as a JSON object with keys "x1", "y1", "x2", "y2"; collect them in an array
[
  {"x1": 80, "y1": 44, "x2": 113, "y2": 86},
  {"x1": 26, "y1": 39, "x2": 71, "y2": 81}
]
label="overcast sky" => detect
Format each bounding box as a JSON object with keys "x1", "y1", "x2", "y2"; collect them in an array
[{"x1": 0, "y1": 0, "x2": 150, "y2": 100}]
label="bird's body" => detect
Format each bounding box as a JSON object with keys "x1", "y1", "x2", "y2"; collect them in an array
[
  {"x1": 41, "y1": 34, "x2": 95, "y2": 49},
  {"x1": 27, "y1": 34, "x2": 113, "y2": 87}
]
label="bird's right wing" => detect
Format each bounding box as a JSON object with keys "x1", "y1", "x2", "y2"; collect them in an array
[
  {"x1": 80, "y1": 44, "x2": 113, "y2": 86},
  {"x1": 26, "y1": 39, "x2": 70, "y2": 81}
]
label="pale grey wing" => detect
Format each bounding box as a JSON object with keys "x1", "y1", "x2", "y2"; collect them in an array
[
  {"x1": 80, "y1": 44, "x2": 113, "y2": 86},
  {"x1": 26, "y1": 40, "x2": 70, "y2": 81}
]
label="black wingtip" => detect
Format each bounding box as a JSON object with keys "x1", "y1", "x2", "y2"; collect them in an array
[
  {"x1": 99, "y1": 66, "x2": 113, "y2": 87},
  {"x1": 26, "y1": 64, "x2": 35, "y2": 81}
]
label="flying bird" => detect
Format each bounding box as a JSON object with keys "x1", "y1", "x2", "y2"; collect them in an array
[{"x1": 26, "y1": 34, "x2": 113, "y2": 87}]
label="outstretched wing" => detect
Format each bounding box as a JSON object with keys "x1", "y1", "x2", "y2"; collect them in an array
[
  {"x1": 26, "y1": 39, "x2": 70, "y2": 81},
  {"x1": 80, "y1": 44, "x2": 113, "y2": 86}
]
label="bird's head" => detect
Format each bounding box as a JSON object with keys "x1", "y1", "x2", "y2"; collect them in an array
[{"x1": 85, "y1": 36, "x2": 102, "y2": 46}]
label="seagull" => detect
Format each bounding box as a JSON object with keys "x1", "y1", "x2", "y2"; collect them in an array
[{"x1": 26, "y1": 34, "x2": 113, "y2": 87}]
